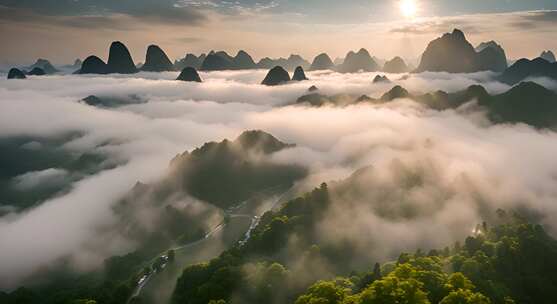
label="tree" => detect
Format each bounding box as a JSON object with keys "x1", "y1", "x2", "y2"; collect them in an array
[
  {"x1": 358, "y1": 276, "x2": 430, "y2": 304},
  {"x1": 295, "y1": 280, "x2": 351, "y2": 304},
  {"x1": 440, "y1": 289, "x2": 491, "y2": 304},
  {"x1": 444, "y1": 273, "x2": 475, "y2": 292},
  {"x1": 372, "y1": 263, "x2": 381, "y2": 280}
]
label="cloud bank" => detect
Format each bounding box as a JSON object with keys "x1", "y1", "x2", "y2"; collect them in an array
[{"x1": 0, "y1": 70, "x2": 556, "y2": 289}]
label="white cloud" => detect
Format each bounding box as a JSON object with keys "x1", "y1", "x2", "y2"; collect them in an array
[{"x1": 0, "y1": 70, "x2": 556, "y2": 289}]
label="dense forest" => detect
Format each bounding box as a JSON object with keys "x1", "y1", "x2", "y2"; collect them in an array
[
  {"x1": 171, "y1": 182, "x2": 557, "y2": 304},
  {"x1": 3, "y1": 180, "x2": 557, "y2": 304}
]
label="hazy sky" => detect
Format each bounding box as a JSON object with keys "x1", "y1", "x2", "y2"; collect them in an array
[{"x1": 1, "y1": 0, "x2": 556, "y2": 66}]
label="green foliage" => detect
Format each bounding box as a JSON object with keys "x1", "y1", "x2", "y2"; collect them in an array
[
  {"x1": 295, "y1": 279, "x2": 353, "y2": 304},
  {"x1": 170, "y1": 180, "x2": 557, "y2": 304},
  {"x1": 439, "y1": 289, "x2": 491, "y2": 304}
]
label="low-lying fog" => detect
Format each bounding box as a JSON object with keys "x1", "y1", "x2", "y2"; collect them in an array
[{"x1": 1, "y1": 69, "x2": 557, "y2": 289}]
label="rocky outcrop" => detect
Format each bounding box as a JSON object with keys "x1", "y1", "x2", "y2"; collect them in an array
[
  {"x1": 480, "y1": 82, "x2": 557, "y2": 128},
  {"x1": 540, "y1": 51, "x2": 556, "y2": 63},
  {"x1": 78, "y1": 56, "x2": 108, "y2": 74},
  {"x1": 261, "y1": 66, "x2": 290, "y2": 86},
  {"x1": 27, "y1": 67, "x2": 46, "y2": 76},
  {"x1": 233, "y1": 50, "x2": 257, "y2": 69},
  {"x1": 107, "y1": 41, "x2": 138, "y2": 74},
  {"x1": 373, "y1": 75, "x2": 391, "y2": 83},
  {"x1": 292, "y1": 66, "x2": 308, "y2": 81},
  {"x1": 257, "y1": 55, "x2": 310, "y2": 71},
  {"x1": 200, "y1": 53, "x2": 235, "y2": 71},
  {"x1": 475, "y1": 41, "x2": 508, "y2": 72},
  {"x1": 381, "y1": 85, "x2": 410, "y2": 101},
  {"x1": 498, "y1": 57, "x2": 557, "y2": 85},
  {"x1": 141, "y1": 45, "x2": 174, "y2": 72},
  {"x1": 176, "y1": 67, "x2": 203, "y2": 82},
  {"x1": 337, "y1": 49, "x2": 379, "y2": 73},
  {"x1": 7, "y1": 68, "x2": 26, "y2": 79},
  {"x1": 174, "y1": 53, "x2": 206, "y2": 70},
  {"x1": 308, "y1": 85, "x2": 319, "y2": 92},
  {"x1": 416, "y1": 29, "x2": 507, "y2": 73},
  {"x1": 310, "y1": 53, "x2": 334, "y2": 71},
  {"x1": 287, "y1": 55, "x2": 310, "y2": 70},
  {"x1": 383, "y1": 57, "x2": 409, "y2": 73},
  {"x1": 29, "y1": 59, "x2": 58, "y2": 74}
]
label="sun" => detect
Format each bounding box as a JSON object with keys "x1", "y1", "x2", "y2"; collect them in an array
[{"x1": 400, "y1": 0, "x2": 418, "y2": 18}]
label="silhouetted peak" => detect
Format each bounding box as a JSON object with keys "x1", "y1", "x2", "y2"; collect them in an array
[
  {"x1": 373, "y1": 75, "x2": 391, "y2": 83},
  {"x1": 357, "y1": 48, "x2": 371, "y2": 56},
  {"x1": 310, "y1": 53, "x2": 334, "y2": 71},
  {"x1": 338, "y1": 48, "x2": 379, "y2": 73},
  {"x1": 141, "y1": 44, "x2": 174, "y2": 72},
  {"x1": 78, "y1": 56, "x2": 108, "y2": 74},
  {"x1": 235, "y1": 130, "x2": 293, "y2": 154},
  {"x1": 81, "y1": 95, "x2": 104, "y2": 106},
  {"x1": 30, "y1": 58, "x2": 58, "y2": 74},
  {"x1": 201, "y1": 53, "x2": 234, "y2": 70},
  {"x1": 417, "y1": 29, "x2": 496, "y2": 73},
  {"x1": 383, "y1": 56, "x2": 408, "y2": 73},
  {"x1": 236, "y1": 50, "x2": 250, "y2": 57},
  {"x1": 28, "y1": 67, "x2": 46, "y2": 76},
  {"x1": 107, "y1": 41, "x2": 138, "y2": 74},
  {"x1": 288, "y1": 54, "x2": 304, "y2": 61},
  {"x1": 261, "y1": 66, "x2": 290, "y2": 86},
  {"x1": 499, "y1": 57, "x2": 557, "y2": 85},
  {"x1": 7, "y1": 68, "x2": 26, "y2": 79},
  {"x1": 233, "y1": 50, "x2": 256, "y2": 68},
  {"x1": 381, "y1": 85, "x2": 410, "y2": 101},
  {"x1": 505, "y1": 81, "x2": 554, "y2": 97},
  {"x1": 176, "y1": 67, "x2": 202, "y2": 82},
  {"x1": 540, "y1": 50, "x2": 556, "y2": 63},
  {"x1": 308, "y1": 85, "x2": 319, "y2": 92},
  {"x1": 476, "y1": 41, "x2": 501, "y2": 52},
  {"x1": 466, "y1": 84, "x2": 489, "y2": 96},
  {"x1": 292, "y1": 66, "x2": 308, "y2": 81},
  {"x1": 451, "y1": 29, "x2": 465, "y2": 39}
]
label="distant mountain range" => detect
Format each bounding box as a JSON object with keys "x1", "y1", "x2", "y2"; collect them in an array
[
  {"x1": 5, "y1": 30, "x2": 555, "y2": 85},
  {"x1": 296, "y1": 81, "x2": 557, "y2": 128}
]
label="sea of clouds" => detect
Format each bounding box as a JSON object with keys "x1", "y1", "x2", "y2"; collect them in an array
[{"x1": 0, "y1": 69, "x2": 556, "y2": 289}]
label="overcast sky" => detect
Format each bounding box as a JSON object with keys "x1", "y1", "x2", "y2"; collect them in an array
[{"x1": 1, "y1": 0, "x2": 556, "y2": 66}]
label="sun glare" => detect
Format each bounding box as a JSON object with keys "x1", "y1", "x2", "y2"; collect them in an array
[{"x1": 400, "y1": 0, "x2": 418, "y2": 18}]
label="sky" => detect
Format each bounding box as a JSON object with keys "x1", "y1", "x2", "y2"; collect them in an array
[{"x1": 0, "y1": 0, "x2": 557, "y2": 67}]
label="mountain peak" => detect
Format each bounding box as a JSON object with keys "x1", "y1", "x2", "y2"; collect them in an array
[
  {"x1": 417, "y1": 29, "x2": 506, "y2": 73},
  {"x1": 540, "y1": 50, "x2": 556, "y2": 63},
  {"x1": 310, "y1": 53, "x2": 334, "y2": 71},
  {"x1": 292, "y1": 66, "x2": 308, "y2": 81},
  {"x1": 383, "y1": 57, "x2": 408, "y2": 73},
  {"x1": 176, "y1": 67, "x2": 202, "y2": 82},
  {"x1": 261, "y1": 66, "x2": 290, "y2": 86},
  {"x1": 141, "y1": 44, "x2": 174, "y2": 72},
  {"x1": 7, "y1": 68, "x2": 26, "y2": 79},
  {"x1": 107, "y1": 41, "x2": 138, "y2": 74},
  {"x1": 78, "y1": 56, "x2": 108, "y2": 74},
  {"x1": 235, "y1": 130, "x2": 293, "y2": 154},
  {"x1": 451, "y1": 29, "x2": 465, "y2": 39},
  {"x1": 381, "y1": 85, "x2": 410, "y2": 101}
]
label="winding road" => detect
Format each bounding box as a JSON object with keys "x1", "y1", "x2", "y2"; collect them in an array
[{"x1": 127, "y1": 186, "x2": 296, "y2": 303}]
